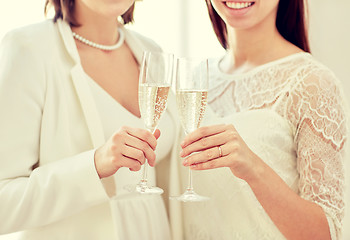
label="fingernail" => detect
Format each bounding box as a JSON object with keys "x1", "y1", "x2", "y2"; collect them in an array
[
  {"x1": 183, "y1": 159, "x2": 188, "y2": 166},
  {"x1": 180, "y1": 150, "x2": 185, "y2": 157},
  {"x1": 181, "y1": 141, "x2": 185, "y2": 147}
]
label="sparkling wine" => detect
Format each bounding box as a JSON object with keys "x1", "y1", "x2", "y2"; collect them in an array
[
  {"x1": 139, "y1": 84, "x2": 170, "y2": 131},
  {"x1": 176, "y1": 90, "x2": 208, "y2": 134}
]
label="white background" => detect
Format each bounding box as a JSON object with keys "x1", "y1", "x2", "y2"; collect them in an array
[{"x1": 0, "y1": 0, "x2": 349, "y2": 239}]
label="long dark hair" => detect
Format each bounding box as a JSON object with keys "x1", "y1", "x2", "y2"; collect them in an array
[
  {"x1": 205, "y1": 0, "x2": 310, "y2": 52},
  {"x1": 44, "y1": 0, "x2": 135, "y2": 26}
]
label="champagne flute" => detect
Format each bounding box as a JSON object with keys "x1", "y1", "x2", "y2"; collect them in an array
[
  {"x1": 136, "y1": 51, "x2": 174, "y2": 194},
  {"x1": 171, "y1": 57, "x2": 210, "y2": 202}
]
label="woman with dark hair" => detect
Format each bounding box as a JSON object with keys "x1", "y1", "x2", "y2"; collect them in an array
[
  {"x1": 176, "y1": 0, "x2": 347, "y2": 239},
  {"x1": 0, "y1": 0, "x2": 176, "y2": 239}
]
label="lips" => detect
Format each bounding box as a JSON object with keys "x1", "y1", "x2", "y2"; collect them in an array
[{"x1": 225, "y1": 1, "x2": 255, "y2": 10}]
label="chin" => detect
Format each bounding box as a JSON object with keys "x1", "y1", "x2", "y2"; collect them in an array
[
  {"x1": 102, "y1": 1, "x2": 134, "y2": 18},
  {"x1": 224, "y1": 18, "x2": 256, "y2": 31},
  {"x1": 103, "y1": 8, "x2": 128, "y2": 19}
]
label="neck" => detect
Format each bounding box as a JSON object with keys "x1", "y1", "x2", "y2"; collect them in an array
[
  {"x1": 224, "y1": 13, "x2": 300, "y2": 72},
  {"x1": 227, "y1": 22, "x2": 282, "y2": 67},
  {"x1": 72, "y1": 1, "x2": 120, "y2": 46}
]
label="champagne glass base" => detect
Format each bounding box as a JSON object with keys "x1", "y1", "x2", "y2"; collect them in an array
[
  {"x1": 124, "y1": 183, "x2": 164, "y2": 195},
  {"x1": 170, "y1": 189, "x2": 209, "y2": 202},
  {"x1": 136, "y1": 185, "x2": 164, "y2": 194}
]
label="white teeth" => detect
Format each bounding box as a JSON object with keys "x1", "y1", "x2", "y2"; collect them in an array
[{"x1": 225, "y1": 2, "x2": 253, "y2": 10}]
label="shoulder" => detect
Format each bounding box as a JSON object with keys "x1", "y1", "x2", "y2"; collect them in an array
[
  {"x1": 123, "y1": 27, "x2": 162, "y2": 52},
  {"x1": 0, "y1": 20, "x2": 57, "y2": 57},
  {"x1": 0, "y1": 21, "x2": 58, "y2": 88},
  {"x1": 1, "y1": 20, "x2": 56, "y2": 45},
  {"x1": 290, "y1": 54, "x2": 348, "y2": 130},
  {"x1": 276, "y1": 53, "x2": 343, "y2": 102},
  {"x1": 289, "y1": 55, "x2": 348, "y2": 150},
  {"x1": 290, "y1": 53, "x2": 339, "y2": 84},
  {"x1": 291, "y1": 54, "x2": 345, "y2": 101}
]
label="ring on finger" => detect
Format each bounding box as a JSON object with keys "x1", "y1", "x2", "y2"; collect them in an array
[{"x1": 218, "y1": 145, "x2": 223, "y2": 158}]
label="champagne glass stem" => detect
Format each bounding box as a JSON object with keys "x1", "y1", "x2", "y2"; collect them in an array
[
  {"x1": 141, "y1": 162, "x2": 149, "y2": 184},
  {"x1": 187, "y1": 168, "x2": 193, "y2": 191},
  {"x1": 139, "y1": 128, "x2": 154, "y2": 187},
  {"x1": 185, "y1": 131, "x2": 194, "y2": 191}
]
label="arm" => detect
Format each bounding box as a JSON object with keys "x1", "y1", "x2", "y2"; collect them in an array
[
  {"x1": 181, "y1": 69, "x2": 346, "y2": 239},
  {"x1": 287, "y1": 69, "x2": 346, "y2": 239},
  {"x1": 0, "y1": 30, "x2": 109, "y2": 234},
  {"x1": 245, "y1": 150, "x2": 334, "y2": 240}
]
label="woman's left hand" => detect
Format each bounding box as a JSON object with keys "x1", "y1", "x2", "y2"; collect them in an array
[{"x1": 180, "y1": 124, "x2": 261, "y2": 181}]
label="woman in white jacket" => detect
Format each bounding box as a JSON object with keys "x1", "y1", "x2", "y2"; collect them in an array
[{"x1": 0, "y1": 0, "x2": 180, "y2": 239}]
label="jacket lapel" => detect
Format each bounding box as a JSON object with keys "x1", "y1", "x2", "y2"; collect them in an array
[
  {"x1": 70, "y1": 65, "x2": 105, "y2": 147},
  {"x1": 57, "y1": 20, "x2": 116, "y2": 196},
  {"x1": 57, "y1": 21, "x2": 146, "y2": 149},
  {"x1": 57, "y1": 19, "x2": 105, "y2": 148},
  {"x1": 123, "y1": 26, "x2": 144, "y2": 65}
]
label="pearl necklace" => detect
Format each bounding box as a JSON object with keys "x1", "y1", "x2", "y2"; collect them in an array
[{"x1": 72, "y1": 28, "x2": 125, "y2": 51}]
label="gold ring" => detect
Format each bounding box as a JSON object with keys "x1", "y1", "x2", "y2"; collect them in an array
[{"x1": 218, "y1": 146, "x2": 222, "y2": 158}]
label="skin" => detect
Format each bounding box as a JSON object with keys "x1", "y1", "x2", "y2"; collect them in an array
[
  {"x1": 181, "y1": 1, "x2": 331, "y2": 239},
  {"x1": 72, "y1": 0, "x2": 160, "y2": 178}
]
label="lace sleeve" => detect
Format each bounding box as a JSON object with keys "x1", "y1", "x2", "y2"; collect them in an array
[{"x1": 288, "y1": 66, "x2": 347, "y2": 239}]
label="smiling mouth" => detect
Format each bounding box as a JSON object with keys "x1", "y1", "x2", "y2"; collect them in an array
[{"x1": 225, "y1": 1, "x2": 255, "y2": 10}]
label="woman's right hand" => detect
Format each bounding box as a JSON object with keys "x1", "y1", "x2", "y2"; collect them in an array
[{"x1": 94, "y1": 126, "x2": 160, "y2": 179}]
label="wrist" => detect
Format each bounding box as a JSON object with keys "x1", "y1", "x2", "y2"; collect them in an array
[
  {"x1": 242, "y1": 154, "x2": 267, "y2": 185},
  {"x1": 93, "y1": 148, "x2": 103, "y2": 179}
]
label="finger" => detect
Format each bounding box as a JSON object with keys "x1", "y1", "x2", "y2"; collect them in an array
[
  {"x1": 189, "y1": 155, "x2": 231, "y2": 170},
  {"x1": 124, "y1": 136, "x2": 156, "y2": 167},
  {"x1": 145, "y1": 150, "x2": 157, "y2": 167},
  {"x1": 123, "y1": 126, "x2": 157, "y2": 150},
  {"x1": 181, "y1": 131, "x2": 227, "y2": 157},
  {"x1": 181, "y1": 124, "x2": 227, "y2": 148},
  {"x1": 183, "y1": 145, "x2": 223, "y2": 166},
  {"x1": 120, "y1": 156, "x2": 142, "y2": 171},
  {"x1": 122, "y1": 145, "x2": 146, "y2": 165},
  {"x1": 153, "y1": 129, "x2": 161, "y2": 140}
]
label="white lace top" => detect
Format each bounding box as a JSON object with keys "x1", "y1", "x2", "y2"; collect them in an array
[{"x1": 182, "y1": 52, "x2": 347, "y2": 240}]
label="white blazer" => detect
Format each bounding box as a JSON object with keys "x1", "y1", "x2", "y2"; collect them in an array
[{"x1": 0, "y1": 19, "x2": 183, "y2": 240}]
